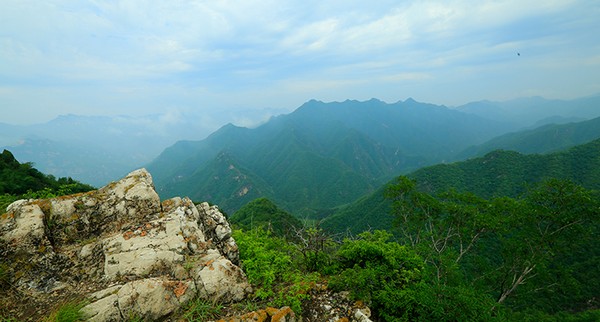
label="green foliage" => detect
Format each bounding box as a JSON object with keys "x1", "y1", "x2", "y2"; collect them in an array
[
  {"x1": 44, "y1": 301, "x2": 86, "y2": 322},
  {"x1": 385, "y1": 177, "x2": 497, "y2": 285},
  {"x1": 233, "y1": 228, "x2": 320, "y2": 313},
  {"x1": 233, "y1": 228, "x2": 294, "y2": 299},
  {"x1": 0, "y1": 263, "x2": 10, "y2": 297},
  {"x1": 289, "y1": 225, "x2": 338, "y2": 273},
  {"x1": 382, "y1": 176, "x2": 600, "y2": 319},
  {"x1": 329, "y1": 230, "x2": 424, "y2": 320},
  {"x1": 482, "y1": 179, "x2": 600, "y2": 312},
  {"x1": 270, "y1": 271, "x2": 320, "y2": 314},
  {"x1": 0, "y1": 150, "x2": 49, "y2": 195},
  {"x1": 412, "y1": 139, "x2": 600, "y2": 198},
  {"x1": 0, "y1": 317, "x2": 18, "y2": 322},
  {"x1": 231, "y1": 197, "x2": 302, "y2": 237},
  {"x1": 379, "y1": 282, "x2": 499, "y2": 322},
  {"x1": 0, "y1": 150, "x2": 94, "y2": 213},
  {"x1": 150, "y1": 98, "x2": 509, "y2": 217},
  {"x1": 0, "y1": 194, "x2": 18, "y2": 214},
  {"x1": 182, "y1": 297, "x2": 223, "y2": 321},
  {"x1": 0, "y1": 150, "x2": 93, "y2": 196},
  {"x1": 125, "y1": 313, "x2": 143, "y2": 322},
  {"x1": 324, "y1": 138, "x2": 600, "y2": 246},
  {"x1": 507, "y1": 309, "x2": 600, "y2": 322},
  {"x1": 458, "y1": 115, "x2": 600, "y2": 159}
]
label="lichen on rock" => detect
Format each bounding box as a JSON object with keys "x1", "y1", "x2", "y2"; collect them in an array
[{"x1": 0, "y1": 168, "x2": 251, "y2": 321}]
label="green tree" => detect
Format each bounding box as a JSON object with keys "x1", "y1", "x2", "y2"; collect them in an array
[
  {"x1": 486, "y1": 179, "x2": 599, "y2": 308},
  {"x1": 385, "y1": 176, "x2": 600, "y2": 316},
  {"x1": 329, "y1": 230, "x2": 424, "y2": 320},
  {"x1": 385, "y1": 176, "x2": 496, "y2": 285},
  {"x1": 289, "y1": 224, "x2": 337, "y2": 273}
]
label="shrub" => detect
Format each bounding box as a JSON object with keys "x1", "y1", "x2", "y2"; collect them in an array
[
  {"x1": 233, "y1": 228, "x2": 320, "y2": 313},
  {"x1": 329, "y1": 230, "x2": 424, "y2": 320}
]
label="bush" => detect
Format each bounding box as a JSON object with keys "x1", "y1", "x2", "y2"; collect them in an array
[
  {"x1": 233, "y1": 228, "x2": 320, "y2": 313},
  {"x1": 328, "y1": 230, "x2": 424, "y2": 320},
  {"x1": 397, "y1": 283, "x2": 499, "y2": 322}
]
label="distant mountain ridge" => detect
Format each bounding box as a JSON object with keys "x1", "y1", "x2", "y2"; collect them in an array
[
  {"x1": 149, "y1": 97, "x2": 581, "y2": 216},
  {"x1": 0, "y1": 114, "x2": 210, "y2": 186},
  {"x1": 455, "y1": 94, "x2": 600, "y2": 128},
  {"x1": 5, "y1": 94, "x2": 599, "y2": 201}
]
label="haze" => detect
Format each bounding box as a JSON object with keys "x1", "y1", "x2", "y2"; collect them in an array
[{"x1": 1, "y1": 0, "x2": 600, "y2": 126}]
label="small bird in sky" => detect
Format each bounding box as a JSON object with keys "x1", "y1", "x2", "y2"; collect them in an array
[{"x1": 517, "y1": 52, "x2": 521, "y2": 56}]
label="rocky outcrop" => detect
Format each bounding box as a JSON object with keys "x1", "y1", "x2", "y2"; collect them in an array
[
  {"x1": 213, "y1": 306, "x2": 296, "y2": 322},
  {"x1": 0, "y1": 169, "x2": 251, "y2": 321}
]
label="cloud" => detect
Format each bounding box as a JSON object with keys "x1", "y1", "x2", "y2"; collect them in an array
[{"x1": 1, "y1": 0, "x2": 599, "y2": 124}]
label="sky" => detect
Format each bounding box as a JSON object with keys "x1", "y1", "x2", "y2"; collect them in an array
[{"x1": 1, "y1": 0, "x2": 599, "y2": 126}]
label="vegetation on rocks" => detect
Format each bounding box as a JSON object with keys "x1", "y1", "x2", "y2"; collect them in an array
[
  {"x1": 43, "y1": 301, "x2": 86, "y2": 322},
  {"x1": 0, "y1": 149, "x2": 94, "y2": 212}
]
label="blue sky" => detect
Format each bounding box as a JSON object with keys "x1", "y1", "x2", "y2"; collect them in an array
[{"x1": 1, "y1": 0, "x2": 599, "y2": 126}]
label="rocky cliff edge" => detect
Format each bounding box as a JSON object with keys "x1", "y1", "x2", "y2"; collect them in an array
[{"x1": 0, "y1": 168, "x2": 252, "y2": 321}]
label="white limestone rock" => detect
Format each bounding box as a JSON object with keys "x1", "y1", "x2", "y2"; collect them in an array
[
  {"x1": 0, "y1": 168, "x2": 251, "y2": 322},
  {"x1": 194, "y1": 249, "x2": 252, "y2": 302}
]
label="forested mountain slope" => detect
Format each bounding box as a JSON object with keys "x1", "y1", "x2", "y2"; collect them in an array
[
  {"x1": 147, "y1": 98, "x2": 510, "y2": 215},
  {"x1": 230, "y1": 197, "x2": 302, "y2": 237},
  {"x1": 457, "y1": 115, "x2": 600, "y2": 159},
  {"x1": 322, "y1": 138, "x2": 600, "y2": 234}
]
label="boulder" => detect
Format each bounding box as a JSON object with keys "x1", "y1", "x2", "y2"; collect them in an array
[{"x1": 0, "y1": 168, "x2": 251, "y2": 321}]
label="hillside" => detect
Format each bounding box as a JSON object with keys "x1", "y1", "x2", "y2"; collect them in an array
[
  {"x1": 457, "y1": 116, "x2": 600, "y2": 159},
  {"x1": 147, "y1": 98, "x2": 511, "y2": 216},
  {"x1": 230, "y1": 197, "x2": 302, "y2": 236},
  {"x1": 0, "y1": 149, "x2": 95, "y2": 211},
  {"x1": 322, "y1": 138, "x2": 600, "y2": 234}
]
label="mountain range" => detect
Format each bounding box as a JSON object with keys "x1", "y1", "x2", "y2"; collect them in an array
[
  {"x1": 0, "y1": 106, "x2": 287, "y2": 187},
  {"x1": 0, "y1": 114, "x2": 209, "y2": 186},
  {"x1": 3, "y1": 94, "x2": 599, "y2": 321},
  {"x1": 147, "y1": 95, "x2": 600, "y2": 216},
  {"x1": 3, "y1": 94, "x2": 600, "y2": 215},
  {"x1": 454, "y1": 94, "x2": 600, "y2": 128}
]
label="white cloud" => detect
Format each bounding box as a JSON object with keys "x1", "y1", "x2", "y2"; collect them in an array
[{"x1": 1, "y1": 0, "x2": 599, "y2": 125}]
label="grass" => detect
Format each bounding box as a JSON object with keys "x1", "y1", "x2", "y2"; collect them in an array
[
  {"x1": 44, "y1": 301, "x2": 86, "y2": 322},
  {"x1": 182, "y1": 297, "x2": 224, "y2": 321}
]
